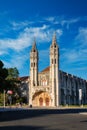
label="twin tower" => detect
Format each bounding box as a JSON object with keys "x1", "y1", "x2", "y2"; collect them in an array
[{"x1": 29, "y1": 33, "x2": 60, "y2": 107}]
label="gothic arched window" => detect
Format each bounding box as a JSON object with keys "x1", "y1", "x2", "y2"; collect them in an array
[
  {"x1": 52, "y1": 59, "x2": 53, "y2": 64},
  {"x1": 55, "y1": 59, "x2": 56, "y2": 64},
  {"x1": 31, "y1": 63, "x2": 33, "y2": 67}
]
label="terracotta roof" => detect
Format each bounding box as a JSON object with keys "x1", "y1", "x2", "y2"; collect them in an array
[
  {"x1": 18, "y1": 76, "x2": 29, "y2": 81},
  {"x1": 41, "y1": 66, "x2": 50, "y2": 73}
]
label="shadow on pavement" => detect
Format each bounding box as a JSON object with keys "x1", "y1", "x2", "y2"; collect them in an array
[
  {"x1": 80, "y1": 120, "x2": 87, "y2": 123},
  {"x1": 0, "y1": 108, "x2": 87, "y2": 122},
  {"x1": 0, "y1": 125, "x2": 60, "y2": 130},
  {"x1": 0, "y1": 126, "x2": 45, "y2": 130}
]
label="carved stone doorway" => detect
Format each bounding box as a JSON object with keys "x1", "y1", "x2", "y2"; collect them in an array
[{"x1": 32, "y1": 91, "x2": 51, "y2": 107}]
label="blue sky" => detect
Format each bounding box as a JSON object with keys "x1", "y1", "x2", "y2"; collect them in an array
[{"x1": 0, "y1": 0, "x2": 87, "y2": 80}]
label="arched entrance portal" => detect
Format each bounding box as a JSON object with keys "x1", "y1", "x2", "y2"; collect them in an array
[{"x1": 32, "y1": 91, "x2": 51, "y2": 107}]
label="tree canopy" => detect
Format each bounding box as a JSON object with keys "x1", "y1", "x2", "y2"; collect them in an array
[
  {"x1": 0, "y1": 60, "x2": 8, "y2": 91},
  {"x1": 0, "y1": 61, "x2": 8, "y2": 79},
  {"x1": 6, "y1": 67, "x2": 19, "y2": 80},
  {"x1": 0, "y1": 60, "x2": 19, "y2": 92}
]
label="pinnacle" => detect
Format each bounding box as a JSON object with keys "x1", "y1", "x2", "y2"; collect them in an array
[
  {"x1": 32, "y1": 39, "x2": 37, "y2": 52},
  {"x1": 52, "y1": 32, "x2": 57, "y2": 46}
]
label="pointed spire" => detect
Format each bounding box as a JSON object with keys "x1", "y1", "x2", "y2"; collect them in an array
[
  {"x1": 52, "y1": 32, "x2": 57, "y2": 46},
  {"x1": 31, "y1": 38, "x2": 37, "y2": 52}
]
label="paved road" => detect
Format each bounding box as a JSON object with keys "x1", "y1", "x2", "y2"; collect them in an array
[{"x1": 0, "y1": 109, "x2": 87, "y2": 130}]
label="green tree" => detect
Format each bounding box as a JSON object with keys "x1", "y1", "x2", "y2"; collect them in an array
[
  {"x1": 0, "y1": 61, "x2": 20, "y2": 105},
  {"x1": 0, "y1": 60, "x2": 8, "y2": 92},
  {"x1": 6, "y1": 67, "x2": 20, "y2": 92},
  {"x1": 7, "y1": 67, "x2": 19, "y2": 80},
  {"x1": 6, "y1": 67, "x2": 20, "y2": 104}
]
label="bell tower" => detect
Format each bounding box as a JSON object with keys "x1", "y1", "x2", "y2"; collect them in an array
[
  {"x1": 29, "y1": 40, "x2": 38, "y2": 106},
  {"x1": 50, "y1": 33, "x2": 60, "y2": 107}
]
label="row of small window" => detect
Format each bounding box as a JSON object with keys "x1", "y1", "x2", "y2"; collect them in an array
[
  {"x1": 33, "y1": 81, "x2": 47, "y2": 86},
  {"x1": 51, "y1": 59, "x2": 56, "y2": 64},
  {"x1": 31, "y1": 62, "x2": 37, "y2": 67},
  {"x1": 31, "y1": 59, "x2": 57, "y2": 66}
]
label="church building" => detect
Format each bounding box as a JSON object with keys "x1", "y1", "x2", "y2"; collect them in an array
[{"x1": 27, "y1": 33, "x2": 87, "y2": 107}]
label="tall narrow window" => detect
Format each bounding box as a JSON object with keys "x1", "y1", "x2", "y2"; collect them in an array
[
  {"x1": 52, "y1": 59, "x2": 53, "y2": 64},
  {"x1": 55, "y1": 59, "x2": 56, "y2": 64},
  {"x1": 31, "y1": 63, "x2": 33, "y2": 67}
]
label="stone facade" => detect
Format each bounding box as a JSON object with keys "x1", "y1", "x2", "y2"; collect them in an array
[
  {"x1": 20, "y1": 34, "x2": 87, "y2": 107},
  {"x1": 59, "y1": 70, "x2": 87, "y2": 105},
  {"x1": 29, "y1": 33, "x2": 61, "y2": 107}
]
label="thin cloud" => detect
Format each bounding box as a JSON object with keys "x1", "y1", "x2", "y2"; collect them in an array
[
  {"x1": 45, "y1": 16, "x2": 81, "y2": 29},
  {"x1": 0, "y1": 24, "x2": 62, "y2": 53},
  {"x1": 0, "y1": 23, "x2": 62, "y2": 74},
  {"x1": 10, "y1": 21, "x2": 32, "y2": 30},
  {"x1": 0, "y1": 50, "x2": 8, "y2": 55},
  {"x1": 45, "y1": 17, "x2": 55, "y2": 22},
  {"x1": 75, "y1": 27, "x2": 87, "y2": 47},
  {"x1": 60, "y1": 18, "x2": 80, "y2": 29},
  {"x1": 3, "y1": 52, "x2": 29, "y2": 69},
  {"x1": 60, "y1": 27, "x2": 87, "y2": 78},
  {"x1": 61, "y1": 27, "x2": 87, "y2": 60}
]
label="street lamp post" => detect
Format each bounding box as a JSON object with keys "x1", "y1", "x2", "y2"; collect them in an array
[{"x1": 3, "y1": 90, "x2": 5, "y2": 108}]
